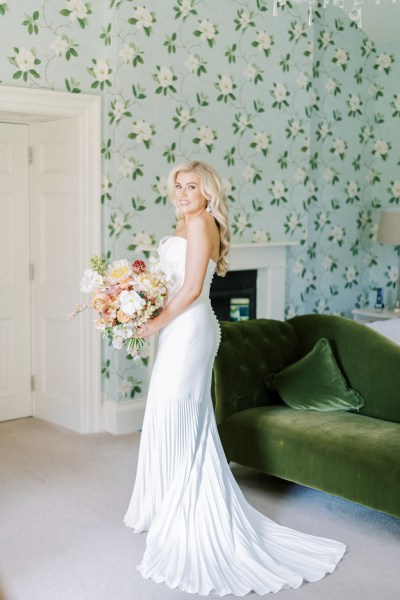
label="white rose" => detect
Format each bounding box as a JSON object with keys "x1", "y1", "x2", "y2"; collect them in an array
[
  {"x1": 375, "y1": 53, "x2": 392, "y2": 71},
  {"x1": 373, "y1": 139, "x2": 389, "y2": 156},
  {"x1": 252, "y1": 230, "x2": 270, "y2": 243},
  {"x1": 255, "y1": 31, "x2": 272, "y2": 51},
  {"x1": 112, "y1": 336, "x2": 124, "y2": 350},
  {"x1": 132, "y1": 231, "x2": 152, "y2": 247},
  {"x1": 346, "y1": 181, "x2": 359, "y2": 197},
  {"x1": 112, "y1": 101, "x2": 125, "y2": 121},
  {"x1": 253, "y1": 132, "x2": 270, "y2": 151},
  {"x1": 274, "y1": 83, "x2": 288, "y2": 102},
  {"x1": 242, "y1": 165, "x2": 255, "y2": 182},
  {"x1": 334, "y1": 48, "x2": 348, "y2": 65}
]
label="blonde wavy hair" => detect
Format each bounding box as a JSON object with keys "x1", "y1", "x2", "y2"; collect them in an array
[{"x1": 167, "y1": 160, "x2": 230, "y2": 277}]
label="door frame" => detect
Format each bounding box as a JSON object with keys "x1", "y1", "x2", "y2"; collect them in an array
[{"x1": 0, "y1": 85, "x2": 102, "y2": 433}]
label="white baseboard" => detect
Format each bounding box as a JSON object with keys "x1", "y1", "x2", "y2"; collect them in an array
[{"x1": 103, "y1": 398, "x2": 146, "y2": 435}]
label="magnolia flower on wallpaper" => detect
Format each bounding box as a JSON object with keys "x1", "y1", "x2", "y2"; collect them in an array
[
  {"x1": 372, "y1": 139, "x2": 391, "y2": 160},
  {"x1": 216, "y1": 75, "x2": 236, "y2": 102},
  {"x1": 374, "y1": 53, "x2": 394, "y2": 74},
  {"x1": 50, "y1": 36, "x2": 69, "y2": 57},
  {"x1": 129, "y1": 120, "x2": 156, "y2": 148},
  {"x1": 253, "y1": 31, "x2": 274, "y2": 56},
  {"x1": 173, "y1": 106, "x2": 196, "y2": 130},
  {"x1": 118, "y1": 44, "x2": 135, "y2": 64},
  {"x1": 347, "y1": 94, "x2": 362, "y2": 116},
  {"x1": 251, "y1": 131, "x2": 272, "y2": 155},
  {"x1": 330, "y1": 137, "x2": 347, "y2": 159},
  {"x1": 60, "y1": 0, "x2": 91, "y2": 28},
  {"x1": 8, "y1": 47, "x2": 41, "y2": 81},
  {"x1": 129, "y1": 6, "x2": 156, "y2": 35},
  {"x1": 193, "y1": 126, "x2": 216, "y2": 152},
  {"x1": 343, "y1": 266, "x2": 359, "y2": 288},
  {"x1": 271, "y1": 82, "x2": 290, "y2": 108},
  {"x1": 288, "y1": 21, "x2": 306, "y2": 42},
  {"x1": 154, "y1": 65, "x2": 177, "y2": 95},
  {"x1": 329, "y1": 226, "x2": 345, "y2": 246},
  {"x1": 252, "y1": 230, "x2": 271, "y2": 243},
  {"x1": 345, "y1": 181, "x2": 360, "y2": 203},
  {"x1": 322, "y1": 255, "x2": 338, "y2": 272},
  {"x1": 332, "y1": 48, "x2": 349, "y2": 70},
  {"x1": 388, "y1": 181, "x2": 400, "y2": 203},
  {"x1": 269, "y1": 180, "x2": 288, "y2": 205},
  {"x1": 129, "y1": 231, "x2": 154, "y2": 252},
  {"x1": 384, "y1": 265, "x2": 399, "y2": 288},
  {"x1": 232, "y1": 113, "x2": 252, "y2": 135},
  {"x1": 324, "y1": 77, "x2": 341, "y2": 95},
  {"x1": 194, "y1": 19, "x2": 218, "y2": 46}
]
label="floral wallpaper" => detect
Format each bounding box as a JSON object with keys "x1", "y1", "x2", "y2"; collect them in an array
[{"x1": 0, "y1": 0, "x2": 398, "y2": 405}]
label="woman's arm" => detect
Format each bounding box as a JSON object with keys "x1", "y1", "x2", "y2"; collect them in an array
[{"x1": 137, "y1": 217, "x2": 212, "y2": 338}]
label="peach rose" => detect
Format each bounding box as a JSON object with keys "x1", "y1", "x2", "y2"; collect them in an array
[
  {"x1": 92, "y1": 292, "x2": 110, "y2": 313},
  {"x1": 117, "y1": 309, "x2": 132, "y2": 324}
]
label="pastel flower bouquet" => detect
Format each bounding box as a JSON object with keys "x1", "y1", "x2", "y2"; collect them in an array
[{"x1": 71, "y1": 256, "x2": 169, "y2": 359}]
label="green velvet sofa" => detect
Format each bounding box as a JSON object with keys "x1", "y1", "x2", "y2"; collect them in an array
[{"x1": 212, "y1": 314, "x2": 400, "y2": 518}]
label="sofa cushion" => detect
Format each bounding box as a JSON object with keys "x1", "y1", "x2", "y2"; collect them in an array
[
  {"x1": 218, "y1": 405, "x2": 400, "y2": 517},
  {"x1": 265, "y1": 338, "x2": 365, "y2": 412}
]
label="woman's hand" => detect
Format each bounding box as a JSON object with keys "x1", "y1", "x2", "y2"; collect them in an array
[{"x1": 136, "y1": 318, "x2": 160, "y2": 339}]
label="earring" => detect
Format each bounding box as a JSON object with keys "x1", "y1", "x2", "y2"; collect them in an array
[{"x1": 206, "y1": 197, "x2": 213, "y2": 213}]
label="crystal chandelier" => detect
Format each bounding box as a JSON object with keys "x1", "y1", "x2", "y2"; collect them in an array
[{"x1": 273, "y1": 0, "x2": 396, "y2": 28}]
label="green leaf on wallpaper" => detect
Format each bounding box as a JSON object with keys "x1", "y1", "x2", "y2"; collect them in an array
[
  {"x1": 331, "y1": 199, "x2": 340, "y2": 210},
  {"x1": 350, "y1": 240, "x2": 359, "y2": 256},
  {"x1": 330, "y1": 285, "x2": 339, "y2": 297},
  {"x1": 307, "y1": 242, "x2": 316, "y2": 259},
  {"x1": 374, "y1": 113, "x2": 384, "y2": 124},
  {"x1": 196, "y1": 92, "x2": 209, "y2": 107},
  {"x1": 352, "y1": 155, "x2": 361, "y2": 172},
  {"x1": 132, "y1": 84, "x2": 146, "y2": 100},
  {"x1": 163, "y1": 143, "x2": 176, "y2": 164},
  {"x1": 309, "y1": 153, "x2": 318, "y2": 170},
  {"x1": 65, "y1": 78, "x2": 81, "y2": 94},
  {"x1": 164, "y1": 33, "x2": 177, "y2": 54},
  {"x1": 334, "y1": 19, "x2": 344, "y2": 31},
  {"x1": 253, "y1": 100, "x2": 265, "y2": 113},
  {"x1": 22, "y1": 12, "x2": 40, "y2": 35},
  {"x1": 256, "y1": 0, "x2": 268, "y2": 11},
  {"x1": 225, "y1": 44, "x2": 236, "y2": 64},
  {"x1": 0, "y1": 3, "x2": 8, "y2": 16},
  {"x1": 354, "y1": 67, "x2": 363, "y2": 84},
  {"x1": 277, "y1": 151, "x2": 288, "y2": 169},
  {"x1": 223, "y1": 147, "x2": 235, "y2": 166},
  {"x1": 333, "y1": 110, "x2": 342, "y2": 122},
  {"x1": 280, "y1": 54, "x2": 290, "y2": 73},
  {"x1": 173, "y1": 0, "x2": 197, "y2": 21},
  {"x1": 100, "y1": 23, "x2": 112, "y2": 46},
  {"x1": 101, "y1": 359, "x2": 111, "y2": 379},
  {"x1": 252, "y1": 199, "x2": 263, "y2": 212}
]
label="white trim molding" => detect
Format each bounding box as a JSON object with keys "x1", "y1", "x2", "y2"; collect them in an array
[
  {"x1": 103, "y1": 398, "x2": 146, "y2": 435},
  {"x1": 0, "y1": 85, "x2": 102, "y2": 433}
]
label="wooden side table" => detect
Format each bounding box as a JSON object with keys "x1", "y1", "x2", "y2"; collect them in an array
[{"x1": 351, "y1": 307, "x2": 400, "y2": 324}]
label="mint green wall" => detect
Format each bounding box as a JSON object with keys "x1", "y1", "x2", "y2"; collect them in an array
[{"x1": 0, "y1": 1, "x2": 398, "y2": 402}]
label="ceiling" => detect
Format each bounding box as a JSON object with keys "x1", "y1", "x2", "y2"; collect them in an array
[{"x1": 342, "y1": 0, "x2": 400, "y2": 45}]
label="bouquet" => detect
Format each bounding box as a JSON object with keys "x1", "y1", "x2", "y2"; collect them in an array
[{"x1": 71, "y1": 256, "x2": 169, "y2": 359}]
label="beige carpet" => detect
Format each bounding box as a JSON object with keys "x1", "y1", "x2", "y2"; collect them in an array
[{"x1": 0, "y1": 417, "x2": 399, "y2": 600}]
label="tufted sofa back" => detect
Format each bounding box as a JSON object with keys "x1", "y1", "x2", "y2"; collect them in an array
[{"x1": 212, "y1": 319, "x2": 300, "y2": 424}]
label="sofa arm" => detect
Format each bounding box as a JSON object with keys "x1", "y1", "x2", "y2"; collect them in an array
[{"x1": 212, "y1": 319, "x2": 300, "y2": 424}]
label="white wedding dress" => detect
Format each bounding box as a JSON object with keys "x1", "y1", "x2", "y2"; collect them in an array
[{"x1": 124, "y1": 236, "x2": 346, "y2": 596}]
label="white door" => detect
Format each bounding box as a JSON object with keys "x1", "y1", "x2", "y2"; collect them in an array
[
  {"x1": 0, "y1": 123, "x2": 32, "y2": 421},
  {"x1": 30, "y1": 118, "x2": 84, "y2": 432}
]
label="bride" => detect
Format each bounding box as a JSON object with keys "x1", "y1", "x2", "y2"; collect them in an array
[{"x1": 123, "y1": 160, "x2": 346, "y2": 596}]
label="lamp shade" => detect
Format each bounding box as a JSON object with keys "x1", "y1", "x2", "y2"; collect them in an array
[{"x1": 377, "y1": 210, "x2": 400, "y2": 245}]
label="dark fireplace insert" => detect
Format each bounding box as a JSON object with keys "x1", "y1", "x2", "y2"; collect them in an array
[{"x1": 210, "y1": 270, "x2": 257, "y2": 322}]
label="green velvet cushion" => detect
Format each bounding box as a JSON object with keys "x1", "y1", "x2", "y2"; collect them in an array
[{"x1": 265, "y1": 337, "x2": 365, "y2": 411}]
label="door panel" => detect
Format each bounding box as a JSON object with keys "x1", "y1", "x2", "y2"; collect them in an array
[
  {"x1": 30, "y1": 119, "x2": 83, "y2": 431},
  {"x1": 0, "y1": 123, "x2": 31, "y2": 421}
]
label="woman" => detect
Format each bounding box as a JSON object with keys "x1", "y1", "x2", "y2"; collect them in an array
[{"x1": 124, "y1": 160, "x2": 346, "y2": 595}]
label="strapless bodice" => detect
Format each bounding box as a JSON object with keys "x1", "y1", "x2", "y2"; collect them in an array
[{"x1": 157, "y1": 236, "x2": 216, "y2": 302}]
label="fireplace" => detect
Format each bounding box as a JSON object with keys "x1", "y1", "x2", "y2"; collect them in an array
[
  {"x1": 210, "y1": 269, "x2": 257, "y2": 321},
  {"x1": 213, "y1": 242, "x2": 297, "y2": 322}
]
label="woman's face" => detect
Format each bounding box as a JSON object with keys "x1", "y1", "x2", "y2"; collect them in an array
[{"x1": 174, "y1": 171, "x2": 207, "y2": 217}]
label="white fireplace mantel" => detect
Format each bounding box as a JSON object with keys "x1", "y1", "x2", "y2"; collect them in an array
[{"x1": 229, "y1": 241, "x2": 298, "y2": 321}]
